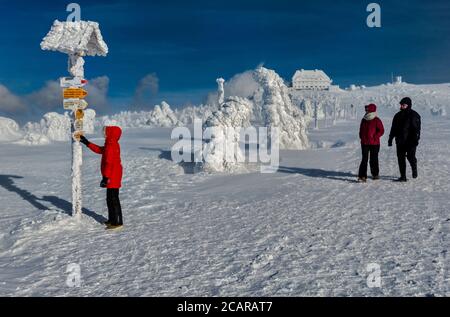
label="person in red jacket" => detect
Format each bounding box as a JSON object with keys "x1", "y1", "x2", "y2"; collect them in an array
[
  {"x1": 79, "y1": 123, "x2": 123, "y2": 229},
  {"x1": 358, "y1": 104, "x2": 385, "y2": 182}
]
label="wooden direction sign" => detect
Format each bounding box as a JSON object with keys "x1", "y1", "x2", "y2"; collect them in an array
[
  {"x1": 75, "y1": 109, "x2": 84, "y2": 120},
  {"x1": 74, "y1": 119, "x2": 84, "y2": 132},
  {"x1": 63, "y1": 99, "x2": 88, "y2": 110},
  {"x1": 60, "y1": 77, "x2": 88, "y2": 88},
  {"x1": 63, "y1": 88, "x2": 88, "y2": 99}
]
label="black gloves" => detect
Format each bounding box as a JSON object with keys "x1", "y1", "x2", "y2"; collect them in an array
[
  {"x1": 79, "y1": 135, "x2": 90, "y2": 146},
  {"x1": 100, "y1": 177, "x2": 109, "y2": 188},
  {"x1": 388, "y1": 139, "x2": 393, "y2": 147}
]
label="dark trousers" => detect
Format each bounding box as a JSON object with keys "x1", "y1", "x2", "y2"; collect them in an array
[
  {"x1": 396, "y1": 144, "x2": 417, "y2": 178},
  {"x1": 107, "y1": 189, "x2": 123, "y2": 226},
  {"x1": 358, "y1": 145, "x2": 380, "y2": 178}
]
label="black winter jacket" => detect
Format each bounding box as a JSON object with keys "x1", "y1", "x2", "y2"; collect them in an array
[{"x1": 388, "y1": 108, "x2": 421, "y2": 146}]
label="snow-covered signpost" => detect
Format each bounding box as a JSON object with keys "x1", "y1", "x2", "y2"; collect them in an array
[{"x1": 40, "y1": 10, "x2": 108, "y2": 217}]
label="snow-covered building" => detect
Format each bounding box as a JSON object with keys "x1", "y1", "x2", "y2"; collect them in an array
[{"x1": 292, "y1": 69, "x2": 332, "y2": 91}]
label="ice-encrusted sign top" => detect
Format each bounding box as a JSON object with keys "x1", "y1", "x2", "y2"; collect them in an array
[{"x1": 40, "y1": 20, "x2": 108, "y2": 56}]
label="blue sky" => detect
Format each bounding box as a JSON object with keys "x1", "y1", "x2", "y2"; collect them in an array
[{"x1": 0, "y1": 0, "x2": 449, "y2": 118}]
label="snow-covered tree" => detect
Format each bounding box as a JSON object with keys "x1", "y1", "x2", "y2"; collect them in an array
[
  {"x1": 41, "y1": 112, "x2": 72, "y2": 141},
  {"x1": 0, "y1": 117, "x2": 23, "y2": 142},
  {"x1": 83, "y1": 109, "x2": 96, "y2": 134},
  {"x1": 147, "y1": 101, "x2": 181, "y2": 127},
  {"x1": 17, "y1": 112, "x2": 71, "y2": 145},
  {"x1": 202, "y1": 96, "x2": 253, "y2": 172},
  {"x1": 177, "y1": 104, "x2": 215, "y2": 125},
  {"x1": 253, "y1": 67, "x2": 309, "y2": 150},
  {"x1": 250, "y1": 87, "x2": 265, "y2": 124}
]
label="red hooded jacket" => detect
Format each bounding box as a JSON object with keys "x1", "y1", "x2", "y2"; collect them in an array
[
  {"x1": 359, "y1": 104, "x2": 385, "y2": 145},
  {"x1": 87, "y1": 126, "x2": 123, "y2": 189}
]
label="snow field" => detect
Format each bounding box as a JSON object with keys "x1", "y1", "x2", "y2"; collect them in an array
[{"x1": 0, "y1": 113, "x2": 449, "y2": 296}]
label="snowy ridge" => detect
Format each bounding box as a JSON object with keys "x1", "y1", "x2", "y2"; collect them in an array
[
  {"x1": 337, "y1": 83, "x2": 450, "y2": 117},
  {"x1": 2, "y1": 69, "x2": 450, "y2": 148}
]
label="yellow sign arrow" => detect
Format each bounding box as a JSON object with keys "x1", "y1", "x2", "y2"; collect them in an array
[
  {"x1": 75, "y1": 109, "x2": 84, "y2": 120},
  {"x1": 63, "y1": 88, "x2": 88, "y2": 99}
]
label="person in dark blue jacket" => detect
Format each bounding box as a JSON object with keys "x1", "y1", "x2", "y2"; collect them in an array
[{"x1": 388, "y1": 97, "x2": 421, "y2": 182}]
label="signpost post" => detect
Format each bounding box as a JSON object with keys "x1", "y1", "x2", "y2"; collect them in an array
[
  {"x1": 41, "y1": 8, "x2": 108, "y2": 217},
  {"x1": 66, "y1": 74, "x2": 88, "y2": 218}
]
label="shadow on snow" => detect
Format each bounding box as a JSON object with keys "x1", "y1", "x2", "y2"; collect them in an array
[
  {"x1": 0, "y1": 174, "x2": 107, "y2": 224},
  {"x1": 277, "y1": 166, "x2": 359, "y2": 183},
  {"x1": 139, "y1": 147, "x2": 202, "y2": 174}
]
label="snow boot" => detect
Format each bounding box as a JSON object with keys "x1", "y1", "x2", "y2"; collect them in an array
[
  {"x1": 358, "y1": 177, "x2": 367, "y2": 183},
  {"x1": 412, "y1": 170, "x2": 418, "y2": 179},
  {"x1": 106, "y1": 224, "x2": 123, "y2": 231},
  {"x1": 395, "y1": 177, "x2": 407, "y2": 182},
  {"x1": 372, "y1": 176, "x2": 380, "y2": 180}
]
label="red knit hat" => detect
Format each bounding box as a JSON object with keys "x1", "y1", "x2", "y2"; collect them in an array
[{"x1": 365, "y1": 104, "x2": 377, "y2": 113}]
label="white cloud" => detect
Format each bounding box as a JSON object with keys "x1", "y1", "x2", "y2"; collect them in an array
[
  {"x1": 224, "y1": 70, "x2": 260, "y2": 99},
  {"x1": 26, "y1": 80, "x2": 61, "y2": 113},
  {"x1": 205, "y1": 69, "x2": 261, "y2": 106},
  {"x1": 0, "y1": 76, "x2": 111, "y2": 121},
  {"x1": 132, "y1": 73, "x2": 159, "y2": 110},
  {"x1": 85, "y1": 76, "x2": 110, "y2": 113},
  {"x1": 0, "y1": 85, "x2": 27, "y2": 114}
]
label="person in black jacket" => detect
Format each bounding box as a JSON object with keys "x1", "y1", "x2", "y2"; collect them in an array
[{"x1": 388, "y1": 97, "x2": 421, "y2": 182}]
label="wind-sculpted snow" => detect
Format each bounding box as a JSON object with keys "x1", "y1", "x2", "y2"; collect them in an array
[
  {"x1": 40, "y1": 20, "x2": 108, "y2": 57},
  {"x1": 21, "y1": 112, "x2": 71, "y2": 143},
  {"x1": 68, "y1": 54, "x2": 85, "y2": 78},
  {"x1": 15, "y1": 111, "x2": 96, "y2": 146},
  {"x1": 147, "y1": 102, "x2": 181, "y2": 127},
  {"x1": 83, "y1": 109, "x2": 96, "y2": 135},
  {"x1": 0, "y1": 117, "x2": 23, "y2": 142},
  {"x1": 202, "y1": 96, "x2": 253, "y2": 172},
  {"x1": 253, "y1": 67, "x2": 309, "y2": 150}
]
